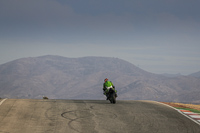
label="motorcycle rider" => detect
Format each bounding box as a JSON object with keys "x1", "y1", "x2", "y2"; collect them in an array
[{"x1": 103, "y1": 78, "x2": 117, "y2": 100}]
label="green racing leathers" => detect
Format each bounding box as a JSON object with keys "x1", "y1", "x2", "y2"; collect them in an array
[{"x1": 103, "y1": 81, "x2": 117, "y2": 96}]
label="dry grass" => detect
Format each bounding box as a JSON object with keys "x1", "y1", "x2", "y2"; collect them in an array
[{"x1": 162, "y1": 102, "x2": 200, "y2": 111}]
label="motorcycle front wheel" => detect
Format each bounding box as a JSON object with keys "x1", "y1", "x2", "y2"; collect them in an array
[{"x1": 109, "y1": 94, "x2": 116, "y2": 104}]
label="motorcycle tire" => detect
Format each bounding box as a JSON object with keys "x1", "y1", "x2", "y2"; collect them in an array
[
  {"x1": 109, "y1": 94, "x2": 116, "y2": 104},
  {"x1": 112, "y1": 96, "x2": 116, "y2": 104}
]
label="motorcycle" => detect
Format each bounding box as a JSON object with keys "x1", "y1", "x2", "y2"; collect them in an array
[{"x1": 107, "y1": 88, "x2": 117, "y2": 104}]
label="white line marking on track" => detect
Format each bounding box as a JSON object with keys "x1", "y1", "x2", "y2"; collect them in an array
[
  {"x1": 155, "y1": 101, "x2": 200, "y2": 126},
  {"x1": 0, "y1": 98, "x2": 7, "y2": 106},
  {"x1": 177, "y1": 110, "x2": 200, "y2": 126},
  {"x1": 183, "y1": 112, "x2": 199, "y2": 114}
]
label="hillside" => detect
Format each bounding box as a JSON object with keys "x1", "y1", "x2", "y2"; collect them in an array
[
  {"x1": 0, "y1": 55, "x2": 200, "y2": 103},
  {"x1": 189, "y1": 71, "x2": 200, "y2": 78}
]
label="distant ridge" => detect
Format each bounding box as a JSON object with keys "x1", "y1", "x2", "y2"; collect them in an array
[
  {"x1": 189, "y1": 71, "x2": 200, "y2": 78},
  {"x1": 0, "y1": 55, "x2": 200, "y2": 103},
  {"x1": 160, "y1": 73, "x2": 182, "y2": 78}
]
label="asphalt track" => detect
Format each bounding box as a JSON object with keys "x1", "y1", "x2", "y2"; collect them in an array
[{"x1": 0, "y1": 99, "x2": 200, "y2": 133}]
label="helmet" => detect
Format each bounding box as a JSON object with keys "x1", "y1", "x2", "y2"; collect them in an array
[{"x1": 104, "y1": 78, "x2": 108, "y2": 82}]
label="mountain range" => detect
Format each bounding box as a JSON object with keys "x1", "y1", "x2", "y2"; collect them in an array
[
  {"x1": 0, "y1": 55, "x2": 200, "y2": 103},
  {"x1": 189, "y1": 71, "x2": 200, "y2": 78}
]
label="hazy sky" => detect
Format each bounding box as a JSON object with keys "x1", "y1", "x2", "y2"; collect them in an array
[{"x1": 0, "y1": 0, "x2": 200, "y2": 75}]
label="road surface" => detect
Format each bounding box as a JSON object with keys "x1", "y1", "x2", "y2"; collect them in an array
[{"x1": 0, "y1": 99, "x2": 200, "y2": 133}]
